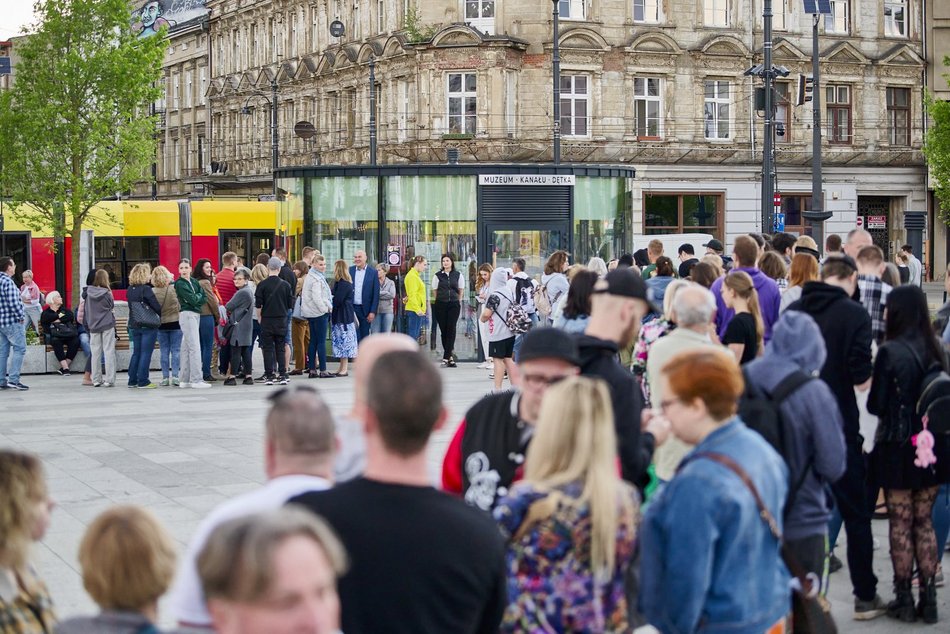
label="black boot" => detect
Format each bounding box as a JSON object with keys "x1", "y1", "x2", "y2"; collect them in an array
[
  {"x1": 917, "y1": 576, "x2": 938, "y2": 624},
  {"x1": 888, "y1": 579, "x2": 916, "y2": 622}
]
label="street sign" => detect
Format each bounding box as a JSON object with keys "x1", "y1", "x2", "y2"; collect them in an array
[
  {"x1": 802, "y1": 0, "x2": 832, "y2": 15},
  {"x1": 0, "y1": 58, "x2": 10, "y2": 76},
  {"x1": 330, "y1": 20, "x2": 345, "y2": 38},
  {"x1": 386, "y1": 245, "x2": 402, "y2": 267},
  {"x1": 774, "y1": 212, "x2": 786, "y2": 233},
  {"x1": 773, "y1": 193, "x2": 782, "y2": 206},
  {"x1": 856, "y1": 217, "x2": 864, "y2": 227},
  {"x1": 867, "y1": 215, "x2": 887, "y2": 229}
]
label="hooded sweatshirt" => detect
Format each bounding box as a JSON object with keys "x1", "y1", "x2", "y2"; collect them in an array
[
  {"x1": 82, "y1": 286, "x2": 116, "y2": 334},
  {"x1": 786, "y1": 281, "x2": 873, "y2": 440},
  {"x1": 744, "y1": 311, "x2": 846, "y2": 541},
  {"x1": 711, "y1": 266, "x2": 781, "y2": 343},
  {"x1": 575, "y1": 334, "x2": 654, "y2": 491}
]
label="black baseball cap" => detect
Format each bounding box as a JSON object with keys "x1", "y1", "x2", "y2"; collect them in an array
[
  {"x1": 703, "y1": 239, "x2": 724, "y2": 252},
  {"x1": 518, "y1": 328, "x2": 581, "y2": 366},
  {"x1": 593, "y1": 268, "x2": 660, "y2": 313}
]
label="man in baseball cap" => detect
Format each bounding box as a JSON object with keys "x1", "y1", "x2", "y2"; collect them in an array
[
  {"x1": 703, "y1": 238, "x2": 733, "y2": 271},
  {"x1": 442, "y1": 328, "x2": 581, "y2": 511},
  {"x1": 578, "y1": 268, "x2": 669, "y2": 492}
]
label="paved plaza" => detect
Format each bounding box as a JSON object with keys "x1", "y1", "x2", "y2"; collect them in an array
[{"x1": 1, "y1": 364, "x2": 948, "y2": 632}]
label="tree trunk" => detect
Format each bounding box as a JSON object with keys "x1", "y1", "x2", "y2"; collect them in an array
[{"x1": 69, "y1": 219, "x2": 83, "y2": 309}]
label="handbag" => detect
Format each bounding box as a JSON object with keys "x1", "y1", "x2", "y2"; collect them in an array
[
  {"x1": 129, "y1": 297, "x2": 161, "y2": 329},
  {"x1": 292, "y1": 294, "x2": 303, "y2": 320},
  {"x1": 690, "y1": 452, "x2": 837, "y2": 634},
  {"x1": 49, "y1": 321, "x2": 78, "y2": 339}
]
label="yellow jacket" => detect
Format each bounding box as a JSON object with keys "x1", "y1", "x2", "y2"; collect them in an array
[{"x1": 405, "y1": 268, "x2": 427, "y2": 314}]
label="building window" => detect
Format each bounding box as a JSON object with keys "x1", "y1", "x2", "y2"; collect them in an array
[
  {"x1": 559, "y1": 0, "x2": 585, "y2": 19},
  {"x1": 633, "y1": 77, "x2": 662, "y2": 139},
  {"x1": 353, "y1": 0, "x2": 361, "y2": 40},
  {"x1": 199, "y1": 67, "x2": 207, "y2": 105},
  {"x1": 884, "y1": 0, "x2": 906, "y2": 37},
  {"x1": 94, "y1": 237, "x2": 160, "y2": 289},
  {"x1": 824, "y1": 0, "x2": 849, "y2": 33},
  {"x1": 345, "y1": 89, "x2": 356, "y2": 146},
  {"x1": 633, "y1": 0, "x2": 661, "y2": 23},
  {"x1": 397, "y1": 79, "x2": 409, "y2": 142},
  {"x1": 826, "y1": 84, "x2": 851, "y2": 144},
  {"x1": 644, "y1": 193, "x2": 722, "y2": 238},
  {"x1": 506, "y1": 71, "x2": 518, "y2": 137},
  {"x1": 780, "y1": 195, "x2": 814, "y2": 236},
  {"x1": 311, "y1": 8, "x2": 319, "y2": 51},
  {"x1": 171, "y1": 74, "x2": 180, "y2": 110},
  {"x1": 704, "y1": 0, "x2": 730, "y2": 26},
  {"x1": 887, "y1": 87, "x2": 910, "y2": 146},
  {"x1": 704, "y1": 80, "x2": 731, "y2": 140},
  {"x1": 774, "y1": 81, "x2": 791, "y2": 143},
  {"x1": 560, "y1": 74, "x2": 590, "y2": 137},
  {"x1": 378, "y1": 0, "x2": 385, "y2": 32},
  {"x1": 447, "y1": 72, "x2": 477, "y2": 135},
  {"x1": 184, "y1": 71, "x2": 192, "y2": 108},
  {"x1": 772, "y1": 0, "x2": 788, "y2": 29},
  {"x1": 465, "y1": 0, "x2": 495, "y2": 34}
]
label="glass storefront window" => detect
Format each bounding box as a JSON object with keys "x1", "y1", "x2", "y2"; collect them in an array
[
  {"x1": 385, "y1": 176, "x2": 478, "y2": 360},
  {"x1": 309, "y1": 177, "x2": 379, "y2": 274},
  {"x1": 574, "y1": 177, "x2": 627, "y2": 262},
  {"x1": 278, "y1": 177, "x2": 305, "y2": 258}
]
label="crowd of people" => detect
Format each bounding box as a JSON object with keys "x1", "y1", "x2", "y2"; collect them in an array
[{"x1": 0, "y1": 229, "x2": 948, "y2": 633}]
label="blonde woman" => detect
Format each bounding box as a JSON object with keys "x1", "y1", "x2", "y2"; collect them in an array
[
  {"x1": 0, "y1": 450, "x2": 56, "y2": 632},
  {"x1": 55, "y1": 506, "x2": 176, "y2": 634},
  {"x1": 720, "y1": 271, "x2": 764, "y2": 364},
  {"x1": 151, "y1": 265, "x2": 182, "y2": 386},
  {"x1": 330, "y1": 260, "x2": 357, "y2": 376},
  {"x1": 494, "y1": 377, "x2": 638, "y2": 633},
  {"x1": 126, "y1": 263, "x2": 162, "y2": 389}
]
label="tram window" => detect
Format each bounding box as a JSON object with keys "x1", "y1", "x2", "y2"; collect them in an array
[
  {"x1": 221, "y1": 231, "x2": 274, "y2": 267},
  {"x1": 93, "y1": 237, "x2": 160, "y2": 289}
]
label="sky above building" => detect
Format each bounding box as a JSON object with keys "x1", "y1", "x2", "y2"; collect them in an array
[{"x1": 1, "y1": 0, "x2": 36, "y2": 40}]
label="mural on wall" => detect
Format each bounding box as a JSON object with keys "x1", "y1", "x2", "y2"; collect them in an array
[{"x1": 132, "y1": 0, "x2": 208, "y2": 37}]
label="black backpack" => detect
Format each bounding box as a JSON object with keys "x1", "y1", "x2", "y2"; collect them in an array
[
  {"x1": 738, "y1": 368, "x2": 815, "y2": 514},
  {"x1": 513, "y1": 277, "x2": 534, "y2": 307},
  {"x1": 897, "y1": 340, "x2": 950, "y2": 436}
]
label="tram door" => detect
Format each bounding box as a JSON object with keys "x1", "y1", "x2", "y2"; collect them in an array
[{"x1": 220, "y1": 231, "x2": 275, "y2": 268}]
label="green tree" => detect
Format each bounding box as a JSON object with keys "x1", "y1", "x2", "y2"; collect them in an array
[
  {"x1": 0, "y1": 0, "x2": 166, "y2": 305},
  {"x1": 925, "y1": 57, "x2": 950, "y2": 225}
]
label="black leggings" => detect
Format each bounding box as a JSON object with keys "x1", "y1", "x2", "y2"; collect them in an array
[
  {"x1": 50, "y1": 336, "x2": 79, "y2": 363},
  {"x1": 432, "y1": 301, "x2": 461, "y2": 360},
  {"x1": 886, "y1": 487, "x2": 940, "y2": 580},
  {"x1": 228, "y1": 345, "x2": 253, "y2": 377}
]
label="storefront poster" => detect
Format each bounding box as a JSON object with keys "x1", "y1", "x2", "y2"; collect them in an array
[{"x1": 343, "y1": 239, "x2": 366, "y2": 262}]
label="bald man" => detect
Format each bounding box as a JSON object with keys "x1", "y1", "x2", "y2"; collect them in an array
[
  {"x1": 334, "y1": 333, "x2": 418, "y2": 481},
  {"x1": 350, "y1": 250, "x2": 380, "y2": 343},
  {"x1": 843, "y1": 228, "x2": 873, "y2": 259}
]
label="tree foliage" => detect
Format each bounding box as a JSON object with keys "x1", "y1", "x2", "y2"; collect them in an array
[
  {"x1": 0, "y1": 0, "x2": 166, "y2": 304},
  {"x1": 925, "y1": 57, "x2": 950, "y2": 226}
]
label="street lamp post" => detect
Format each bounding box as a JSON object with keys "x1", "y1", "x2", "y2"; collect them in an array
[
  {"x1": 801, "y1": 13, "x2": 832, "y2": 249},
  {"x1": 242, "y1": 77, "x2": 279, "y2": 202},
  {"x1": 369, "y1": 56, "x2": 377, "y2": 166},
  {"x1": 552, "y1": 0, "x2": 561, "y2": 165},
  {"x1": 761, "y1": 0, "x2": 775, "y2": 234}
]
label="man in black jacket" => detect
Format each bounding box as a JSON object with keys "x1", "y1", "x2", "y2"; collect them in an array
[
  {"x1": 577, "y1": 268, "x2": 670, "y2": 491},
  {"x1": 787, "y1": 255, "x2": 885, "y2": 620},
  {"x1": 256, "y1": 257, "x2": 294, "y2": 385}
]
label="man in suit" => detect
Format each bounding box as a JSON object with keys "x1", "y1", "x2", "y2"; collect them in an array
[{"x1": 350, "y1": 250, "x2": 380, "y2": 343}]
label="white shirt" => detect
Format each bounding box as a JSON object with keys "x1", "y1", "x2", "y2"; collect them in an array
[
  {"x1": 430, "y1": 270, "x2": 465, "y2": 291},
  {"x1": 169, "y1": 474, "x2": 331, "y2": 628},
  {"x1": 353, "y1": 266, "x2": 367, "y2": 305},
  {"x1": 908, "y1": 254, "x2": 922, "y2": 286}
]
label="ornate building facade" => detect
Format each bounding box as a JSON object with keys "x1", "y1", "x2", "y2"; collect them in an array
[{"x1": 150, "y1": 0, "x2": 927, "y2": 260}]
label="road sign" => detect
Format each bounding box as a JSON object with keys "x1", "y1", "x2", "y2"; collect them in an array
[
  {"x1": 773, "y1": 193, "x2": 782, "y2": 206},
  {"x1": 774, "y1": 212, "x2": 786, "y2": 233},
  {"x1": 0, "y1": 58, "x2": 10, "y2": 76},
  {"x1": 386, "y1": 245, "x2": 402, "y2": 267},
  {"x1": 856, "y1": 217, "x2": 864, "y2": 227},
  {"x1": 867, "y1": 215, "x2": 887, "y2": 229},
  {"x1": 802, "y1": 0, "x2": 832, "y2": 15}
]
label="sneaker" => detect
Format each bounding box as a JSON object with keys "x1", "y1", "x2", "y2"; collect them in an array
[
  {"x1": 829, "y1": 553, "x2": 843, "y2": 573},
  {"x1": 56, "y1": 368, "x2": 69, "y2": 376},
  {"x1": 127, "y1": 384, "x2": 137, "y2": 388},
  {"x1": 159, "y1": 378, "x2": 170, "y2": 387},
  {"x1": 854, "y1": 594, "x2": 887, "y2": 621},
  {"x1": 7, "y1": 382, "x2": 28, "y2": 391},
  {"x1": 102, "y1": 382, "x2": 113, "y2": 388},
  {"x1": 93, "y1": 382, "x2": 102, "y2": 388},
  {"x1": 441, "y1": 359, "x2": 449, "y2": 367},
  {"x1": 192, "y1": 381, "x2": 212, "y2": 389},
  {"x1": 0, "y1": 383, "x2": 8, "y2": 390},
  {"x1": 171, "y1": 377, "x2": 180, "y2": 386},
  {"x1": 264, "y1": 376, "x2": 274, "y2": 386},
  {"x1": 203, "y1": 376, "x2": 217, "y2": 383},
  {"x1": 255, "y1": 374, "x2": 268, "y2": 382},
  {"x1": 137, "y1": 383, "x2": 158, "y2": 389},
  {"x1": 447, "y1": 357, "x2": 457, "y2": 368},
  {"x1": 223, "y1": 377, "x2": 236, "y2": 386},
  {"x1": 278, "y1": 376, "x2": 289, "y2": 385},
  {"x1": 242, "y1": 376, "x2": 255, "y2": 386},
  {"x1": 179, "y1": 382, "x2": 192, "y2": 389}
]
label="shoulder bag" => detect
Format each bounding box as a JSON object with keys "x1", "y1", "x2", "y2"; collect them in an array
[
  {"x1": 129, "y1": 289, "x2": 161, "y2": 329},
  {"x1": 689, "y1": 451, "x2": 837, "y2": 634}
]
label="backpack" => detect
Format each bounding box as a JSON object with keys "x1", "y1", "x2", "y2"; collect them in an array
[
  {"x1": 513, "y1": 277, "x2": 536, "y2": 311},
  {"x1": 898, "y1": 340, "x2": 950, "y2": 436},
  {"x1": 533, "y1": 282, "x2": 553, "y2": 320},
  {"x1": 497, "y1": 291, "x2": 531, "y2": 334},
  {"x1": 738, "y1": 368, "x2": 815, "y2": 515}
]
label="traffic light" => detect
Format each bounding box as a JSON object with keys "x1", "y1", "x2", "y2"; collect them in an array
[{"x1": 796, "y1": 74, "x2": 815, "y2": 106}]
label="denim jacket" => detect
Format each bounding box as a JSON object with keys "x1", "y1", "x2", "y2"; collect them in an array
[{"x1": 639, "y1": 419, "x2": 790, "y2": 634}]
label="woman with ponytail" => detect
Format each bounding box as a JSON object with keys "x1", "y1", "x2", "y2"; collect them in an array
[
  {"x1": 493, "y1": 376, "x2": 638, "y2": 633},
  {"x1": 720, "y1": 271, "x2": 763, "y2": 364}
]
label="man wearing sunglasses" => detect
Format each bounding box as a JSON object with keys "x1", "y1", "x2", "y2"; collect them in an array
[{"x1": 442, "y1": 328, "x2": 580, "y2": 511}]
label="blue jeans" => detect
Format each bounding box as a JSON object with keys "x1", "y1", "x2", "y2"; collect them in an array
[
  {"x1": 934, "y1": 484, "x2": 950, "y2": 556},
  {"x1": 307, "y1": 315, "x2": 330, "y2": 372},
  {"x1": 372, "y1": 312, "x2": 394, "y2": 334},
  {"x1": 157, "y1": 329, "x2": 183, "y2": 379},
  {"x1": 512, "y1": 312, "x2": 539, "y2": 361},
  {"x1": 407, "y1": 312, "x2": 423, "y2": 341},
  {"x1": 0, "y1": 322, "x2": 26, "y2": 385},
  {"x1": 199, "y1": 314, "x2": 214, "y2": 378},
  {"x1": 251, "y1": 320, "x2": 261, "y2": 350},
  {"x1": 129, "y1": 327, "x2": 158, "y2": 386}
]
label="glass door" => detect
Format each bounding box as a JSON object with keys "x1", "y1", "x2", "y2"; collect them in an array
[
  {"x1": 220, "y1": 231, "x2": 275, "y2": 269},
  {"x1": 483, "y1": 224, "x2": 570, "y2": 280}
]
